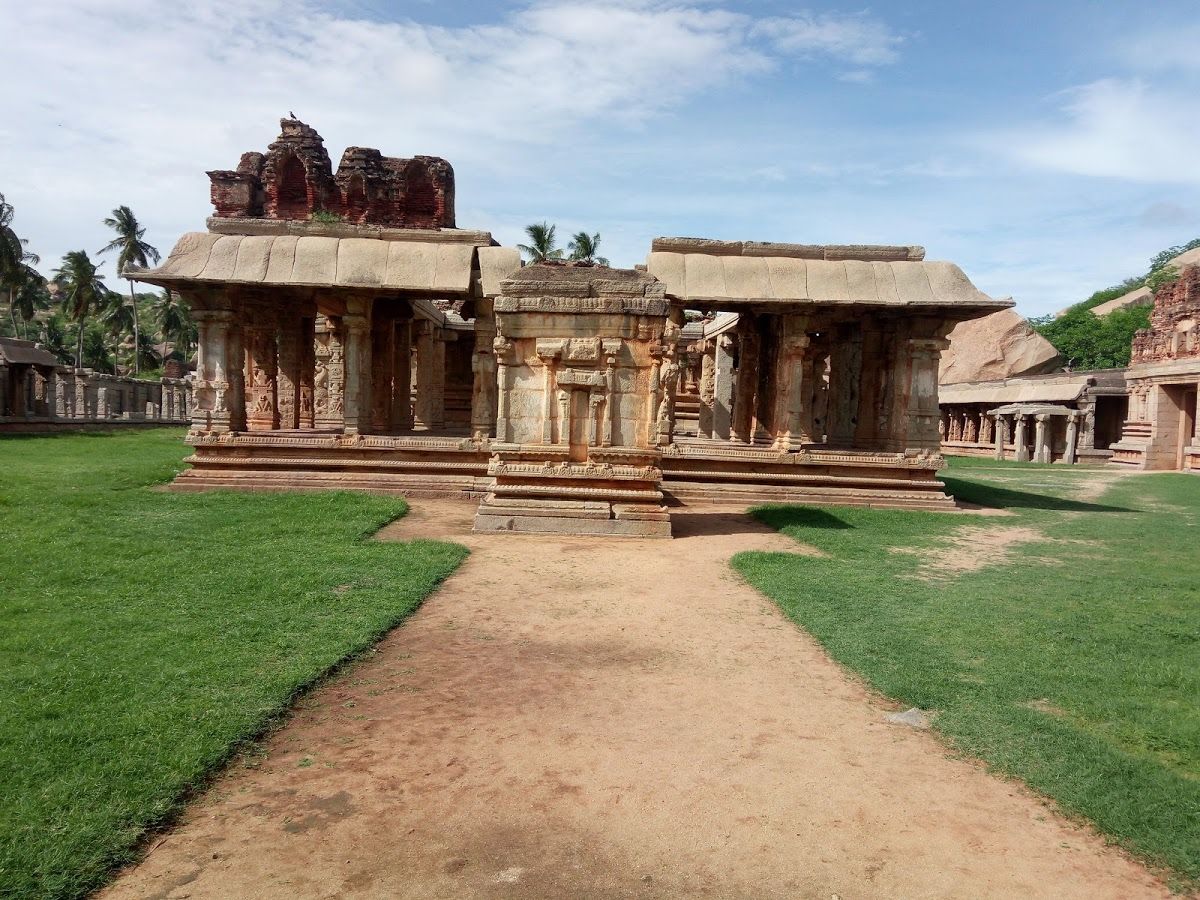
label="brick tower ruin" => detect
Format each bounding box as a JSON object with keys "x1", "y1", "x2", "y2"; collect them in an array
[{"x1": 207, "y1": 118, "x2": 455, "y2": 228}]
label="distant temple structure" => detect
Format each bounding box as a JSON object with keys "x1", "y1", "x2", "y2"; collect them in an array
[
  {"x1": 127, "y1": 118, "x2": 1010, "y2": 534},
  {"x1": 1111, "y1": 264, "x2": 1200, "y2": 470}
]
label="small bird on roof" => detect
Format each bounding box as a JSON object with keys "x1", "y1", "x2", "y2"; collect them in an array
[{"x1": 289, "y1": 110, "x2": 297, "y2": 118}]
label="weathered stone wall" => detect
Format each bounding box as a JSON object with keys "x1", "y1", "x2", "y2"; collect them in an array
[{"x1": 0, "y1": 366, "x2": 192, "y2": 429}]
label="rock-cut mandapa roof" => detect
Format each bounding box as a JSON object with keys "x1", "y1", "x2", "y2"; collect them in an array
[
  {"x1": 646, "y1": 237, "x2": 1010, "y2": 317},
  {"x1": 127, "y1": 221, "x2": 521, "y2": 298}
]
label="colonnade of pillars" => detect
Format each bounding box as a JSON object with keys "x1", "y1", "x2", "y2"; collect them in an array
[
  {"x1": 692, "y1": 313, "x2": 948, "y2": 453},
  {"x1": 0, "y1": 364, "x2": 191, "y2": 422},
  {"x1": 190, "y1": 294, "x2": 460, "y2": 436}
]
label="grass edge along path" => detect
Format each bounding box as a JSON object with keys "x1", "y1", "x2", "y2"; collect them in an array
[
  {"x1": 733, "y1": 463, "x2": 1200, "y2": 891},
  {"x1": 0, "y1": 430, "x2": 468, "y2": 899}
]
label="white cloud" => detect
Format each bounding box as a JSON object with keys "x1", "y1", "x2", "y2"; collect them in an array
[
  {"x1": 753, "y1": 12, "x2": 904, "y2": 65},
  {"x1": 1122, "y1": 24, "x2": 1200, "y2": 73},
  {"x1": 0, "y1": 0, "x2": 904, "y2": 282}
]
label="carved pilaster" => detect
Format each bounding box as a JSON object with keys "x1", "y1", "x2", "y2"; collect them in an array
[
  {"x1": 493, "y1": 335, "x2": 512, "y2": 442},
  {"x1": 314, "y1": 315, "x2": 345, "y2": 430}
]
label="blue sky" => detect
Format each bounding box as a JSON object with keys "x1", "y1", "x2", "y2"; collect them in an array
[{"x1": 3, "y1": 0, "x2": 1199, "y2": 316}]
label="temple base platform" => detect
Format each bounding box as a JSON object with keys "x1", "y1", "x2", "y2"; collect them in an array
[
  {"x1": 472, "y1": 446, "x2": 672, "y2": 538},
  {"x1": 659, "y1": 439, "x2": 956, "y2": 511},
  {"x1": 170, "y1": 432, "x2": 958, "y2": 515},
  {"x1": 170, "y1": 430, "x2": 493, "y2": 497}
]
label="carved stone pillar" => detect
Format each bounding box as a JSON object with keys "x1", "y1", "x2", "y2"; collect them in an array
[
  {"x1": 826, "y1": 324, "x2": 862, "y2": 448},
  {"x1": 341, "y1": 299, "x2": 371, "y2": 435},
  {"x1": 391, "y1": 315, "x2": 413, "y2": 431},
  {"x1": 414, "y1": 320, "x2": 436, "y2": 429},
  {"x1": 1064, "y1": 413, "x2": 1080, "y2": 465},
  {"x1": 298, "y1": 315, "x2": 316, "y2": 428},
  {"x1": 470, "y1": 298, "x2": 496, "y2": 439},
  {"x1": 244, "y1": 314, "x2": 279, "y2": 432},
  {"x1": 370, "y1": 309, "x2": 395, "y2": 433},
  {"x1": 431, "y1": 328, "x2": 446, "y2": 429},
  {"x1": 74, "y1": 373, "x2": 88, "y2": 420},
  {"x1": 656, "y1": 354, "x2": 680, "y2": 447},
  {"x1": 1015, "y1": 414, "x2": 1029, "y2": 462},
  {"x1": 712, "y1": 333, "x2": 735, "y2": 441},
  {"x1": 1034, "y1": 413, "x2": 1051, "y2": 463},
  {"x1": 698, "y1": 341, "x2": 716, "y2": 438},
  {"x1": 771, "y1": 325, "x2": 812, "y2": 451},
  {"x1": 731, "y1": 316, "x2": 760, "y2": 444},
  {"x1": 55, "y1": 373, "x2": 70, "y2": 419},
  {"x1": 994, "y1": 415, "x2": 1006, "y2": 460},
  {"x1": 275, "y1": 306, "x2": 301, "y2": 430}
]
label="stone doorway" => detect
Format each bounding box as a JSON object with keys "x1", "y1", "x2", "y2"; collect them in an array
[{"x1": 1176, "y1": 386, "x2": 1197, "y2": 469}]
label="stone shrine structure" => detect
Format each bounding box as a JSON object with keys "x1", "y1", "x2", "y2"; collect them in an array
[
  {"x1": 939, "y1": 369, "x2": 1127, "y2": 464},
  {"x1": 128, "y1": 118, "x2": 1013, "y2": 533},
  {"x1": 647, "y1": 238, "x2": 1009, "y2": 509},
  {"x1": 474, "y1": 264, "x2": 673, "y2": 536},
  {"x1": 1111, "y1": 264, "x2": 1200, "y2": 471}
]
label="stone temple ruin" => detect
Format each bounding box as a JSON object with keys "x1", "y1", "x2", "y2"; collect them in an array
[
  {"x1": 1111, "y1": 264, "x2": 1200, "y2": 471},
  {"x1": 127, "y1": 118, "x2": 1010, "y2": 535}
]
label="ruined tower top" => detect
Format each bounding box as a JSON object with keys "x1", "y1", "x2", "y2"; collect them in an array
[{"x1": 206, "y1": 118, "x2": 455, "y2": 229}]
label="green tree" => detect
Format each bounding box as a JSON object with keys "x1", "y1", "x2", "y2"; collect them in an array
[
  {"x1": 567, "y1": 231, "x2": 609, "y2": 265},
  {"x1": 1, "y1": 193, "x2": 42, "y2": 336},
  {"x1": 10, "y1": 268, "x2": 50, "y2": 340},
  {"x1": 517, "y1": 222, "x2": 563, "y2": 263},
  {"x1": 54, "y1": 250, "x2": 110, "y2": 371},
  {"x1": 151, "y1": 289, "x2": 197, "y2": 358},
  {"x1": 1030, "y1": 304, "x2": 1152, "y2": 370},
  {"x1": 98, "y1": 206, "x2": 159, "y2": 374}
]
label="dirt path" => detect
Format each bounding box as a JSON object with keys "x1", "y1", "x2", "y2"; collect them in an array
[{"x1": 103, "y1": 500, "x2": 1167, "y2": 900}]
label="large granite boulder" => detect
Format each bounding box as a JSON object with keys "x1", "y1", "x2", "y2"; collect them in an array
[{"x1": 940, "y1": 308, "x2": 1060, "y2": 384}]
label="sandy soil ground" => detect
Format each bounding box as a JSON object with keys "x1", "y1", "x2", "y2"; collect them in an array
[{"x1": 101, "y1": 499, "x2": 1168, "y2": 900}]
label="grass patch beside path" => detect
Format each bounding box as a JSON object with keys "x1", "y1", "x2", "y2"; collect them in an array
[
  {"x1": 734, "y1": 460, "x2": 1200, "y2": 889},
  {"x1": 0, "y1": 429, "x2": 467, "y2": 898}
]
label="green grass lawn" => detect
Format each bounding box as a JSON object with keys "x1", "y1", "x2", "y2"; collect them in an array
[
  {"x1": 734, "y1": 460, "x2": 1200, "y2": 889},
  {"x1": 0, "y1": 429, "x2": 467, "y2": 899}
]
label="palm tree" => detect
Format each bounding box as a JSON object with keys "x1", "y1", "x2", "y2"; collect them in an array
[
  {"x1": 98, "y1": 206, "x2": 159, "y2": 374},
  {"x1": 152, "y1": 289, "x2": 197, "y2": 359},
  {"x1": 101, "y1": 291, "x2": 139, "y2": 373},
  {"x1": 568, "y1": 231, "x2": 609, "y2": 266},
  {"x1": 517, "y1": 222, "x2": 564, "y2": 263},
  {"x1": 54, "y1": 250, "x2": 109, "y2": 371},
  {"x1": 1, "y1": 193, "x2": 41, "y2": 337},
  {"x1": 10, "y1": 268, "x2": 49, "y2": 340}
]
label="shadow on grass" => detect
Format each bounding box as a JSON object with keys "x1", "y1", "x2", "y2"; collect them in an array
[
  {"x1": 942, "y1": 476, "x2": 1132, "y2": 513},
  {"x1": 749, "y1": 506, "x2": 854, "y2": 531}
]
